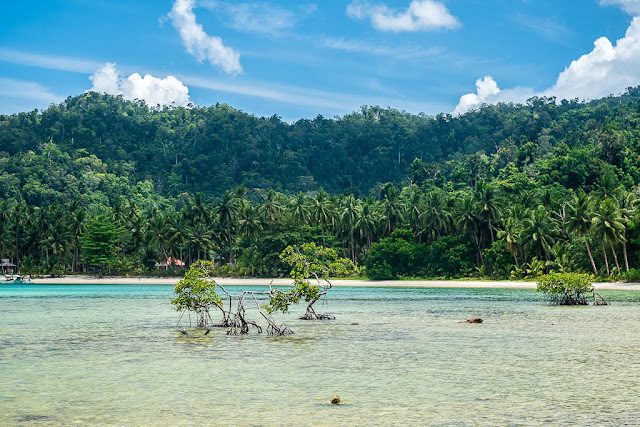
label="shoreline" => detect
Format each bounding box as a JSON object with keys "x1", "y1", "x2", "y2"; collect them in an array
[{"x1": 15, "y1": 275, "x2": 640, "y2": 291}]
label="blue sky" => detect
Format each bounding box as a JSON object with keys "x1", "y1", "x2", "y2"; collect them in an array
[{"x1": 1, "y1": 0, "x2": 639, "y2": 120}]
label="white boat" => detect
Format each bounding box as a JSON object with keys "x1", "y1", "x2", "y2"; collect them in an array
[{"x1": 2, "y1": 274, "x2": 33, "y2": 284}]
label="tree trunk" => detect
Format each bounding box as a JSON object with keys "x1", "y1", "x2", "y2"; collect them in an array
[
  {"x1": 350, "y1": 228, "x2": 355, "y2": 262},
  {"x1": 320, "y1": 223, "x2": 326, "y2": 247},
  {"x1": 602, "y1": 241, "x2": 610, "y2": 276},
  {"x1": 623, "y1": 241, "x2": 630, "y2": 272},
  {"x1": 585, "y1": 236, "x2": 598, "y2": 275},
  {"x1": 227, "y1": 223, "x2": 233, "y2": 265},
  {"x1": 610, "y1": 242, "x2": 620, "y2": 271}
]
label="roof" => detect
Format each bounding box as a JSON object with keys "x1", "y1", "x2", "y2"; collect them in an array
[
  {"x1": 1, "y1": 259, "x2": 16, "y2": 267},
  {"x1": 155, "y1": 257, "x2": 185, "y2": 267}
]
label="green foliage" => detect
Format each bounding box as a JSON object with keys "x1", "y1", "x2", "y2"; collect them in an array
[
  {"x1": 263, "y1": 243, "x2": 354, "y2": 314},
  {"x1": 536, "y1": 273, "x2": 593, "y2": 305},
  {"x1": 624, "y1": 268, "x2": 640, "y2": 283},
  {"x1": 171, "y1": 261, "x2": 222, "y2": 326},
  {"x1": 6, "y1": 92, "x2": 640, "y2": 280},
  {"x1": 80, "y1": 216, "x2": 120, "y2": 273},
  {"x1": 280, "y1": 243, "x2": 356, "y2": 280}
]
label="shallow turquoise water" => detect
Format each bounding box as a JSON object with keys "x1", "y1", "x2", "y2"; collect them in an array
[{"x1": 1, "y1": 285, "x2": 640, "y2": 426}]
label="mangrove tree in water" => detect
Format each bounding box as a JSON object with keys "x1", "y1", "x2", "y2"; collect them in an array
[
  {"x1": 171, "y1": 244, "x2": 355, "y2": 335},
  {"x1": 536, "y1": 272, "x2": 608, "y2": 305}
]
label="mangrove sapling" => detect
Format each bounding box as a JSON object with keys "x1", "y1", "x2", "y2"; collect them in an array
[
  {"x1": 536, "y1": 272, "x2": 608, "y2": 306},
  {"x1": 280, "y1": 243, "x2": 356, "y2": 320}
]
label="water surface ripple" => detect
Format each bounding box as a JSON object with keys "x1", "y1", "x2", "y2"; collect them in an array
[{"x1": 1, "y1": 285, "x2": 639, "y2": 426}]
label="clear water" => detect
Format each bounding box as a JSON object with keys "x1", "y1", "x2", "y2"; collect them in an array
[{"x1": 1, "y1": 285, "x2": 640, "y2": 426}]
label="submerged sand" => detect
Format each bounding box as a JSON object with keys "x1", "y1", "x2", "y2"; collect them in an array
[{"x1": 25, "y1": 275, "x2": 640, "y2": 291}]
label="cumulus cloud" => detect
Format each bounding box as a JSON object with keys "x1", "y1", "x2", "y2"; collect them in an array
[
  {"x1": 600, "y1": 0, "x2": 640, "y2": 15},
  {"x1": 347, "y1": 0, "x2": 460, "y2": 32},
  {"x1": 454, "y1": 17, "x2": 640, "y2": 115},
  {"x1": 168, "y1": 0, "x2": 242, "y2": 75},
  {"x1": 89, "y1": 63, "x2": 190, "y2": 107},
  {"x1": 453, "y1": 77, "x2": 501, "y2": 116}
]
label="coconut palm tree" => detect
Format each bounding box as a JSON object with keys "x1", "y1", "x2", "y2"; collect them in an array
[
  {"x1": 381, "y1": 186, "x2": 404, "y2": 236},
  {"x1": 618, "y1": 189, "x2": 638, "y2": 272},
  {"x1": 592, "y1": 197, "x2": 626, "y2": 275},
  {"x1": 521, "y1": 206, "x2": 557, "y2": 264},
  {"x1": 311, "y1": 189, "x2": 333, "y2": 246},
  {"x1": 238, "y1": 204, "x2": 263, "y2": 238},
  {"x1": 566, "y1": 192, "x2": 598, "y2": 274},
  {"x1": 355, "y1": 199, "x2": 378, "y2": 250},
  {"x1": 214, "y1": 190, "x2": 240, "y2": 265},
  {"x1": 290, "y1": 192, "x2": 309, "y2": 240},
  {"x1": 341, "y1": 195, "x2": 361, "y2": 262}
]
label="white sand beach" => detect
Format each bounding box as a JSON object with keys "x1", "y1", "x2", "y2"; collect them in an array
[{"x1": 26, "y1": 275, "x2": 640, "y2": 291}]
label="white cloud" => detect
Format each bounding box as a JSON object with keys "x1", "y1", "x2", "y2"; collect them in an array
[
  {"x1": 454, "y1": 17, "x2": 640, "y2": 114},
  {"x1": 201, "y1": 1, "x2": 317, "y2": 35},
  {"x1": 320, "y1": 37, "x2": 443, "y2": 58},
  {"x1": 453, "y1": 76, "x2": 500, "y2": 115},
  {"x1": 168, "y1": 0, "x2": 242, "y2": 75},
  {"x1": 89, "y1": 63, "x2": 191, "y2": 107},
  {"x1": 0, "y1": 78, "x2": 61, "y2": 103},
  {"x1": 347, "y1": 0, "x2": 460, "y2": 32},
  {"x1": 0, "y1": 49, "x2": 101, "y2": 74},
  {"x1": 600, "y1": 0, "x2": 640, "y2": 15}
]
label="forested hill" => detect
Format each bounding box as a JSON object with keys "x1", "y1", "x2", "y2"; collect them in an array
[{"x1": 3, "y1": 88, "x2": 640, "y2": 207}]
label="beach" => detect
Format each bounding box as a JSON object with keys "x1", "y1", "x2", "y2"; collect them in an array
[{"x1": 27, "y1": 275, "x2": 640, "y2": 290}]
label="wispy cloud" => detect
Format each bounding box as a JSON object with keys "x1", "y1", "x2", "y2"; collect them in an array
[
  {"x1": 168, "y1": 0, "x2": 242, "y2": 75},
  {"x1": 0, "y1": 48, "x2": 101, "y2": 73},
  {"x1": 319, "y1": 37, "x2": 443, "y2": 59},
  {"x1": 0, "y1": 78, "x2": 63, "y2": 114},
  {"x1": 513, "y1": 13, "x2": 572, "y2": 42},
  {"x1": 202, "y1": 1, "x2": 317, "y2": 36},
  {"x1": 0, "y1": 48, "x2": 445, "y2": 117},
  {"x1": 177, "y1": 72, "x2": 446, "y2": 115},
  {"x1": 600, "y1": 0, "x2": 640, "y2": 15},
  {"x1": 347, "y1": 0, "x2": 460, "y2": 32}
]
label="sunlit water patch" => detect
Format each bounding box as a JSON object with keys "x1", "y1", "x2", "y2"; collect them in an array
[{"x1": 1, "y1": 285, "x2": 640, "y2": 425}]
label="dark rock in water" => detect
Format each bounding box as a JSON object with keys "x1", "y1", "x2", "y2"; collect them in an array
[
  {"x1": 459, "y1": 318, "x2": 483, "y2": 323},
  {"x1": 331, "y1": 394, "x2": 341, "y2": 405},
  {"x1": 350, "y1": 322, "x2": 359, "y2": 325}
]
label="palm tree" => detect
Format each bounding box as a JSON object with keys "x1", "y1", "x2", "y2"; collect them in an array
[
  {"x1": 341, "y1": 195, "x2": 361, "y2": 262},
  {"x1": 566, "y1": 192, "x2": 598, "y2": 274},
  {"x1": 618, "y1": 189, "x2": 637, "y2": 272},
  {"x1": 290, "y1": 192, "x2": 309, "y2": 240},
  {"x1": 187, "y1": 223, "x2": 215, "y2": 261},
  {"x1": 260, "y1": 189, "x2": 284, "y2": 230},
  {"x1": 214, "y1": 190, "x2": 240, "y2": 265},
  {"x1": 238, "y1": 205, "x2": 263, "y2": 238},
  {"x1": 311, "y1": 189, "x2": 333, "y2": 246},
  {"x1": 146, "y1": 209, "x2": 170, "y2": 261},
  {"x1": 381, "y1": 186, "x2": 403, "y2": 236},
  {"x1": 355, "y1": 199, "x2": 378, "y2": 250},
  {"x1": 474, "y1": 181, "x2": 501, "y2": 245},
  {"x1": 68, "y1": 204, "x2": 86, "y2": 272},
  {"x1": 521, "y1": 206, "x2": 556, "y2": 264},
  {"x1": 592, "y1": 197, "x2": 625, "y2": 275},
  {"x1": 456, "y1": 195, "x2": 483, "y2": 267},
  {"x1": 419, "y1": 191, "x2": 452, "y2": 244},
  {"x1": 497, "y1": 215, "x2": 523, "y2": 269}
]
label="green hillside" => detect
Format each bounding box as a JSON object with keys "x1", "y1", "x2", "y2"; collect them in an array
[{"x1": 2, "y1": 90, "x2": 640, "y2": 279}]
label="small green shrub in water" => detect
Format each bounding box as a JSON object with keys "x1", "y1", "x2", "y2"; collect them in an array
[{"x1": 536, "y1": 273, "x2": 593, "y2": 305}]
